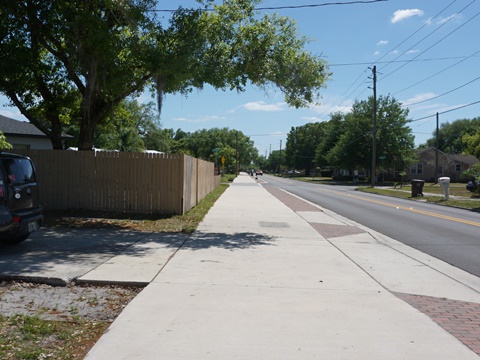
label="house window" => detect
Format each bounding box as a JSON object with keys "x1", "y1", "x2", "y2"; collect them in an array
[
  {"x1": 437, "y1": 166, "x2": 443, "y2": 175},
  {"x1": 410, "y1": 163, "x2": 423, "y2": 175},
  {"x1": 456, "y1": 164, "x2": 462, "y2": 172}
]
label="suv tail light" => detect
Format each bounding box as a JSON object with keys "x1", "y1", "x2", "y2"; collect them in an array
[{"x1": 0, "y1": 182, "x2": 4, "y2": 198}]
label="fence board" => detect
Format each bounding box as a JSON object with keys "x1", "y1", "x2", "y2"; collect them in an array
[{"x1": 8, "y1": 150, "x2": 218, "y2": 215}]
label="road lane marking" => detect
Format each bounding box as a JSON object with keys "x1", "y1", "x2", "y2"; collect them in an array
[{"x1": 319, "y1": 188, "x2": 480, "y2": 227}]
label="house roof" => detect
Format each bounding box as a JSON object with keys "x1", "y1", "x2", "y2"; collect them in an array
[
  {"x1": 451, "y1": 154, "x2": 479, "y2": 165},
  {"x1": 0, "y1": 114, "x2": 47, "y2": 137},
  {"x1": 417, "y1": 147, "x2": 446, "y2": 156},
  {"x1": 418, "y1": 147, "x2": 479, "y2": 165}
]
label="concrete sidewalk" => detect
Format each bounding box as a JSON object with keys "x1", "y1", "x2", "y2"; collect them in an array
[{"x1": 85, "y1": 173, "x2": 480, "y2": 359}]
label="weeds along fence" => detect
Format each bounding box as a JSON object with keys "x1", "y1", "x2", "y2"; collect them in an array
[{"x1": 11, "y1": 150, "x2": 220, "y2": 215}]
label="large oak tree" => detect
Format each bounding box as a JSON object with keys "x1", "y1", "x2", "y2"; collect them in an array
[{"x1": 0, "y1": 0, "x2": 329, "y2": 150}]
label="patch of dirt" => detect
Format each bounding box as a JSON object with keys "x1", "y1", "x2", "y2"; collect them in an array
[
  {"x1": 0, "y1": 281, "x2": 141, "y2": 321},
  {"x1": 0, "y1": 281, "x2": 142, "y2": 358}
]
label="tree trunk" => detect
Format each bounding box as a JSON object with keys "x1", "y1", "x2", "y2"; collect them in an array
[
  {"x1": 48, "y1": 115, "x2": 64, "y2": 150},
  {"x1": 77, "y1": 120, "x2": 95, "y2": 150},
  {"x1": 78, "y1": 65, "x2": 99, "y2": 151},
  {"x1": 50, "y1": 136, "x2": 64, "y2": 150}
]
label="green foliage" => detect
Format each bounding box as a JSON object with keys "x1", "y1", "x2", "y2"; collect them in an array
[
  {"x1": 0, "y1": 310, "x2": 119, "y2": 360},
  {"x1": 1, "y1": 0, "x2": 329, "y2": 150},
  {"x1": 165, "y1": 127, "x2": 257, "y2": 170},
  {"x1": 290, "y1": 95, "x2": 415, "y2": 175},
  {"x1": 462, "y1": 126, "x2": 480, "y2": 159},
  {"x1": 197, "y1": 1, "x2": 330, "y2": 108},
  {"x1": 285, "y1": 122, "x2": 324, "y2": 174},
  {"x1": 326, "y1": 110, "x2": 372, "y2": 171},
  {"x1": 327, "y1": 95, "x2": 414, "y2": 172},
  {"x1": 314, "y1": 113, "x2": 343, "y2": 168},
  {"x1": 462, "y1": 163, "x2": 480, "y2": 181},
  {"x1": 422, "y1": 117, "x2": 480, "y2": 154},
  {"x1": 0, "y1": 132, "x2": 12, "y2": 150},
  {"x1": 65, "y1": 98, "x2": 167, "y2": 153},
  {"x1": 266, "y1": 149, "x2": 286, "y2": 172},
  {"x1": 95, "y1": 101, "x2": 145, "y2": 152},
  {"x1": 254, "y1": 155, "x2": 268, "y2": 170},
  {"x1": 0, "y1": 0, "x2": 156, "y2": 149}
]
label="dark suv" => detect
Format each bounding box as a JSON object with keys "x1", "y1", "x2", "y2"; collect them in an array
[{"x1": 0, "y1": 153, "x2": 43, "y2": 244}]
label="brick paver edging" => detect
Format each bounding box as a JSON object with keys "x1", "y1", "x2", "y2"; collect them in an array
[{"x1": 395, "y1": 292, "x2": 480, "y2": 356}]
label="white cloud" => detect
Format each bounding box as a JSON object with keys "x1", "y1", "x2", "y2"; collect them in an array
[
  {"x1": 237, "y1": 101, "x2": 286, "y2": 112},
  {"x1": 373, "y1": 51, "x2": 381, "y2": 56},
  {"x1": 173, "y1": 115, "x2": 226, "y2": 123},
  {"x1": 401, "y1": 93, "x2": 436, "y2": 107},
  {"x1": 391, "y1": 9, "x2": 424, "y2": 23},
  {"x1": 377, "y1": 40, "x2": 389, "y2": 46},
  {"x1": 431, "y1": 103, "x2": 467, "y2": 114},
  {"x1": 433, "y1": 13, "x2": 463, "y2": 25},
  {"x1": 406, "y1": 49, "x2": 419, "y2": 54}
]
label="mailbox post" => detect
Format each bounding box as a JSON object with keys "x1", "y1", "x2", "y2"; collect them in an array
[{"x1": 438, "y1": 177, "x2": 450, "y2": 200}]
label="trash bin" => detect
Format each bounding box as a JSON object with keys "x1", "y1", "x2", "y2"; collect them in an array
[
  {"x1": 438, "y1": 177, "x2": 450, "y2": 200},
  {"x1": 411, "y1": 179, "x2": 425, "y2": 197}
]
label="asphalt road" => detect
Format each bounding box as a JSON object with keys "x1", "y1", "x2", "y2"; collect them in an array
[{"x1": 261, "y1": 174, "x2": 480, "y2": 277}]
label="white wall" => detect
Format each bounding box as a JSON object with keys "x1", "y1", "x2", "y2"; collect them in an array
[{"x1": 8, "y1": 136, "x2": 53, "y2": 150}]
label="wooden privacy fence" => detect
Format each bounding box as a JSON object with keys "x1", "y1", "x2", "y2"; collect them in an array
[{"x1": 11, "y1": 150, "x2": 220, "y2": 215}]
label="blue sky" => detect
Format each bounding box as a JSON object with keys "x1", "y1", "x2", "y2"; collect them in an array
[{"x1": 1, "y1": 0, "x2": 479, "y2": 158}]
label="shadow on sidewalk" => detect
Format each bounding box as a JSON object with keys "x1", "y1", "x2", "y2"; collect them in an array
[{"x1": 185, "y1": 232, "x2": 276, "y2": 250}]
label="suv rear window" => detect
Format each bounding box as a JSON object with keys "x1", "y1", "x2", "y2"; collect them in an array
[{"x1": 3, "y1": 158, "x2": 36, "y2": 184}]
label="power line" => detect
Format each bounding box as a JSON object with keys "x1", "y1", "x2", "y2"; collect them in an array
[
  {"x1": 320, "y1": 1, "x2": 476, "y2": 122},
  {"x1": 330, "y1": 55, "x2": 475, "y2": 67},
  {"x1": 393, "y1": 50, "x2": 480, "y2": 96},
  {"x1": 380, "y1": 4, "x2": 480, "y2": 82},
  {"x1": 404, "y1": 76, "x2": 480, "y2": 107},
  {"x1": 320, "y1": 0, "x2": 460, "y2": 121},
  {"x1": 152, "y1": 0, "x2": 389, "y2": 12},
  {"x1": 326, "y1": 1, "x2": 477, "y2": 122},
  {"x1": 315, "y1": 68, "x2": 369, "y2": 119},
  {"x1": 377, "y1": 0, "x2": 461, "y2": 73},
  {"x1": 409, "y1": 100, "x2": 480, "y2": 123},
  {"x1": 440, "y1": 100, "x2": 480, "y2": 115},
  {"x1": 255, "y1": 0, "x2": 389, "y2": 10}
]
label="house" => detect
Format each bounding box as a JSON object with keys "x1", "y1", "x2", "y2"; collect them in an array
[
  {"x1": 410, "y1": 147, "x2": 479, "y2": 182},
  {"x1": 0, "y1": 114, "x2": 53, "y2": 149}
]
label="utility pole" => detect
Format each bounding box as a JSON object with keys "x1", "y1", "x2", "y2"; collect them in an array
[
  {"x1": 279, "y1": 139, "x2": 282, "y2": 174},
  {"x1": 371, "y1": 65, "x2": 377, "y2": 187},
  {"x1": 435, "y1": 112, "x2": 439, "y2": 183},
  {"x1": 236, "y1": 131, "x2": 239, "y2": 176},
  {"x1": 293, "y1": 127, "x2": 297, "y2": 176}
]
